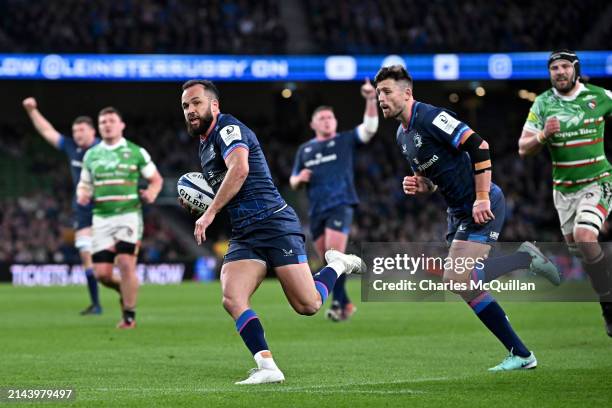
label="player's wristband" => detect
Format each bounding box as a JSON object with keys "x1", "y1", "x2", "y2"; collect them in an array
[
  {"x1": 475, "y1": 191, "x2": 489, "y2": 201},
  {"x1": 536, "y1": 131, "x2": 546, "y2": 145}
]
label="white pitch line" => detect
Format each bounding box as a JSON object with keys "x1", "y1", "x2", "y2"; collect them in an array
[{"x1": 90, "y1": 376, "x2": 452, "y2": 395}]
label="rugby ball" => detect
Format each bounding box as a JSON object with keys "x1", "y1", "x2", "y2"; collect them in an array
[{"x1": 177, "y1": 172, "x2": 215, "y2": 212}]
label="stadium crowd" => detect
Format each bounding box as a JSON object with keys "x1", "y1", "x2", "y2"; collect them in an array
[
  {"x1": 0, "y1": 192, "x2": 186, "y2": 264},
  {"x1": 0, "y1": 0, "x2": 287, "y2": 54},
  {"x1": 1, "y1": 0, "x2": 608, "y2": 55},
  {"x1": 304, "y1": 0, "x2": 606, "y2": 54}
]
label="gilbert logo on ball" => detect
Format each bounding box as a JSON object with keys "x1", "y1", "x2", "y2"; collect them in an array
[{"x1": 177, "y1": 172, "x2": 216, "y2": 212}]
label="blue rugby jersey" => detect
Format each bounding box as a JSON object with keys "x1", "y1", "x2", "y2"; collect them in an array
[
  {"x1": 291, "y1": 129, "x2": 360, "y2": 217},
  {"x1": 199, "y1": 113, "x2": 287, "y2": 230},
  {"x1": 396, "y1": 101, "x2": 497, "y2": 213},
  {"x1": 58, "y1": 135, "x2": 101, "y2": 190}
]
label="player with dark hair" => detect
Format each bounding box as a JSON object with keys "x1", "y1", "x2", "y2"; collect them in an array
[
  {"x1": 180, "y1": 79, "x2": 365, "y2": 384},
  {"x1": 374, "y1": 65, "x2": 560, "y2": 371},
  {"x1": 519, "y1": 49, "x2": 612, "y2": 336},
  {"x1": 290, "y1": 79, "x2": 378, "y2": 322},
  {"x1": 77, "y1": 106, "x2": 163, "y2": 329},
  {"x1": 22, "y1": 97, "x2": 102, "y2": 315}
]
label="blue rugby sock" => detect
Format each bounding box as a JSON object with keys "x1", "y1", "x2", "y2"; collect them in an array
[
  {"x1": 235, "y1": 309, "x2": 269, "y2": 356},
  {"x1": 468, "y1": 292, "x2": 530, "y2": 357},
  {"x1": 313, "y1": 266, "x2": 339, "y2": 304},
  {"x1": 85, "y1": 268, "x2": 100, "y2": 306},
  {"x1": 471, "y1": 252, "x2": 532, "y2": 283},
  {"x1": 332, "y1": 273, "x2": 349, "y2": 307}
]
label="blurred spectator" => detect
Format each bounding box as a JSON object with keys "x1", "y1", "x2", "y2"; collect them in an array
[
  {"x1": 0, "y1": 194, "x2": 188, "y2": 263},
  {"x1": 304, "y1": 0, "x2": 605, "y2": 54},
  {"x1": 0, "y1": 0, "x2": 287, "y2": 54}
]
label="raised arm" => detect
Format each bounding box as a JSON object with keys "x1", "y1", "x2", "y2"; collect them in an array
[
  {"x1": 356, "y1": 78, "x2": 379, "y2": 143},
  {"x1": 22, "y1": 97, "x2": 62, "y2": 148}
]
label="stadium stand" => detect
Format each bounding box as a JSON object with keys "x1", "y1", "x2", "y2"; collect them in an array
[
  {"x1": 304, "y1": 0, "x2": 608, "y2": 54},
  {"x1": 0, "y1": 0, "x2": 287, "y2": 54}
]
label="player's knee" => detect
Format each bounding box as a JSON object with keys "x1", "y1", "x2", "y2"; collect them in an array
[
  {"x1": 222, "y1": 296, "x2": 246, "y2": 317},
  {"x1": 294, "y1": 303, "x2": 319, "y2": 316},
  {"x1": 443, "y1": 269, "x2": 470, "y2": 293},
  {"x1": 292, "y1": 297, "x2": 321, "y2": 316},
  {"x1": 573, "y1": 227, "x2": 598, "y2": 243},
  {"x1": 96, "y1": 271, "x2": 113, "y2": 283}
]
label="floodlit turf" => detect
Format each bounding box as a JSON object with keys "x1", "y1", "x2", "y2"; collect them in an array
[{"x1": 0, "y1": 280, "x2": 610, "y2": 407}]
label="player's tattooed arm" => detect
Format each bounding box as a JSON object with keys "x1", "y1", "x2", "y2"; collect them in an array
[
  {"x1": 422, "y1": 177, "x2": 437, "y2": 193},
  {"x1": 403, "y1": 173, "x2": 437, "y2": 195}
]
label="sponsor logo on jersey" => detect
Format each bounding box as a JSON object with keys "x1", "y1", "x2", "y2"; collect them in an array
[
  {"x1": 327, "y1": 140, "x2": 335, "y2": 148},
  {"x1": 304, "y1": 153, "x2": 338, "y2": 167},
  {"x1": 401, "y1": 144, "x2": 408, "y2": 153},
  {"x1": 333, "y1": 220, "x2": 343, "y2": 228},
  {"x1": 416, "y1": 155, "x2": 439, "y2": 172},
  {"x1": 587, "y1": 100, "x2": 597, "y2": 109},
  {"x1": 206, "y1": 170, "x2": 227, "y2": 188},
  {"x1": 304, "y1": 146, "x2": 312, "y2": 153},
  {"x1": 489, "y1": 231, "x2": 499, "y2": 241},
  {"x1": 527, "y1": 111, "x2": 539, "y2": 123},
  {"x1": 220, "y1": 125, "x2": 242, "y2": 146},
  {"x1": 432, "y1": 112, "x2": 460, "y2": 135}
]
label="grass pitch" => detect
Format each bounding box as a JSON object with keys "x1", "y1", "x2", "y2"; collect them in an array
[{"x1": 1, "y1": 280, "x2": 611, "y2": 407}]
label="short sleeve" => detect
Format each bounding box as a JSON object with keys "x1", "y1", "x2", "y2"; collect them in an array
[
  {"x1": 58, "y1": 134, "x2": 77, "y2": 154},
  {"x1": 425, "y1": 109, "x2": 474, "y2": 149},
  {"x1": 57, "y1": 134, "x2": 66, "y2": 151},
  {"x1": 291, "y1": 145, "x2": 304, "y2": 176},
  {"x1": 348, "y1": 126, "x2": 361, "y2": 145},
  {"x1": 216, "y1": 124, "x2": 250, "y2": 160},
  {"x1": 524, "y1": 98, "x2": 544, "y2": 132},
  {"x1": 605, "y1": 89, "x2": 612, "y2": 117},
  {"x1": 138, "y1": 147, "x2": 157, "y2": 178}
]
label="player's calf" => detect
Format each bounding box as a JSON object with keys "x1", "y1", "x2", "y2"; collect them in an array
[{"x1": 276, "y1": 264, "x2": 324, "y2": 315}]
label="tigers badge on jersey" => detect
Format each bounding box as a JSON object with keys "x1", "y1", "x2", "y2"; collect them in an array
[{"x1": 220, "y1": 125, "x2": 242, "y2": 145}]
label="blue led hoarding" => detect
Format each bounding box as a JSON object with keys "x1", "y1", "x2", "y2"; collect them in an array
[{"x1": 0, "y1": 51, "x2": 609, "y2": 81}]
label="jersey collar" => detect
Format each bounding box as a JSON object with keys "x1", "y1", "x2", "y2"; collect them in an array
[
  {"x1": 100, "y1": 137, "x2": 127, "y2": 150},
  {"x1": 201, "y1": 113, "x2": 220, "y2": 141},
  {"x1": 401, "y1": 101, "x2": 420, "y2": 131},
  {"x1": 552, "y1": 83, "x2": 586, "y2": 101}
]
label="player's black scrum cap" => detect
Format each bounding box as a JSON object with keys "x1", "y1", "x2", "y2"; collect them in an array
[{"x1": 548, "y1": 49, "x2": 581, "y2": 82}]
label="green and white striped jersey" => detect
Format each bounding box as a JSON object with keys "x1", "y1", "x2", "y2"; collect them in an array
[
  {"x1": 81, "y1": 138, "x2": 157, "y2": 217},
  {"x1": 524, "y1": 83, "x2": 612, "y2": 193}
]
